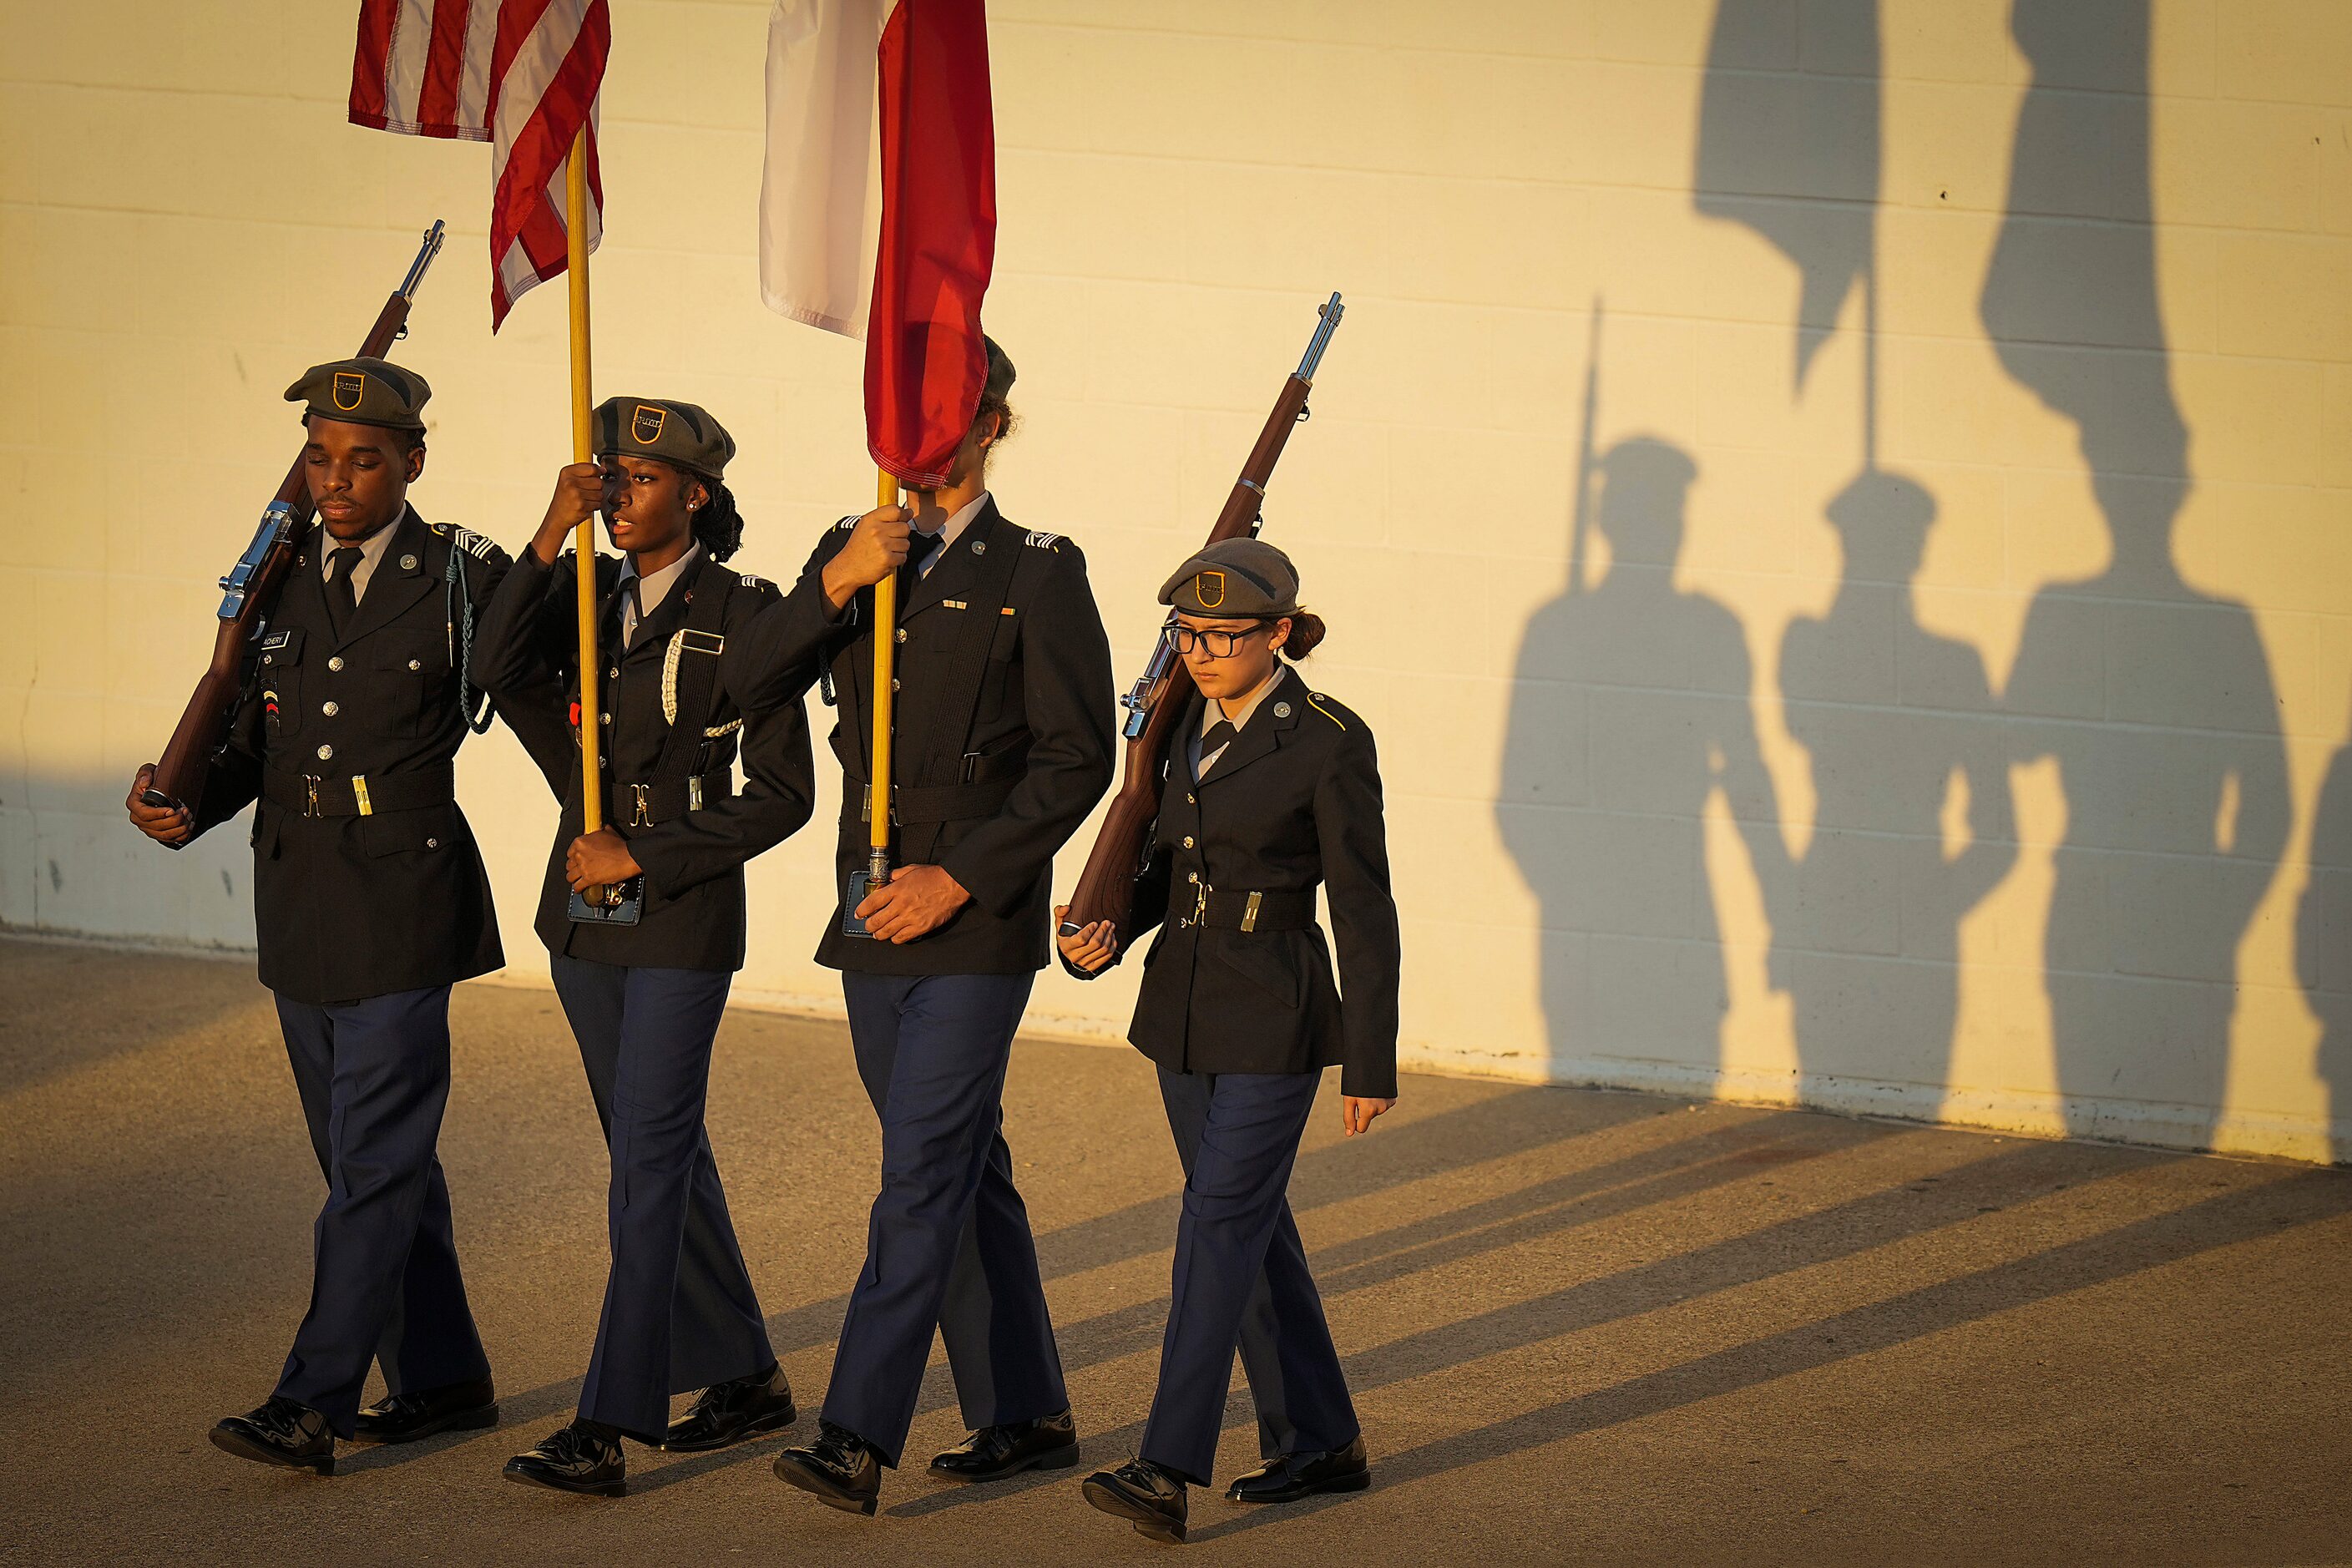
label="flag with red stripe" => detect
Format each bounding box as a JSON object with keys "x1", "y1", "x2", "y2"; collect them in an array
[
  {"x1": 350, "y1": 0, "x2": 610, "y2": 329},
  {"x1": 761, "y1": 0, "x2": 996, "y2": 488}
]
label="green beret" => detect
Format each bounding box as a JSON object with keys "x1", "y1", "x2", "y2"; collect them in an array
[
  {"x1": 285, "y1": 357, "x2": 430, "y2": 432},
  {"x1": 1159, "y1": 538, "x2": 1301, "y2": 619},
  {"x1": 594, "y1": 396, "x2": 735, "y2": 479},
  {"x1": 982, "y1": 336, "x2": 1014, "y2": 405}
]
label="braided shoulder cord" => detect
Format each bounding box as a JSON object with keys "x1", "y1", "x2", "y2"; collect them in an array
[{"x1": 446, "y1": 548, "x2": 495, "y2": 735}]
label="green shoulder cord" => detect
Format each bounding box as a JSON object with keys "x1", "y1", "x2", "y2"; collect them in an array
[{"x1": 445, "y1": 548, "x2": 495, "y2": 734}]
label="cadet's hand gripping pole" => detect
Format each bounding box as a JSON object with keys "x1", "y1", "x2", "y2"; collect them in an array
[
  {"x1": 566, "y1": 129, "x2": 607, "y2": 905},
  {"x1": 867, "y1": 468, "x2": 900, "y2": 896}
]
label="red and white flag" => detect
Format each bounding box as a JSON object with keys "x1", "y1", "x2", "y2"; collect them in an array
[
  {"x1": 761, "y1": 0, "x2": 996, "y2": 487},
  {"x1": 350, "y1": 0, "x2": 611, "y2": 330}
]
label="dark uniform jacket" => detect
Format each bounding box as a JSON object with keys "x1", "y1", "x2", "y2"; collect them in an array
[
  {"x1": 1110, "y1": 665, "x2": 1399, "y2": 1099},
  {"x1": 471, "y1": 546, "x2": 817, "y2": 973},
  {"x1": 185, "y1": 506, "x2": 573, "y2": 1006},
  {"x1": 737, "y1": 498, "x2": 1115, "y2": 975}
]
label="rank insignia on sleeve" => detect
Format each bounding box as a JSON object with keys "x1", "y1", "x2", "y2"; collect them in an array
[
  {"x1": 1024, "y1": 530, "x2": 1063, "y2": 549},
  {"x1": 452, "y1": 527, "x2": 497, "y2": 561}
]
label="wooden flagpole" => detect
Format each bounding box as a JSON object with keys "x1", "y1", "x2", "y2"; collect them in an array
[
  {"x1": 867, "y1": 468, "x2": 899, "y2": 893},
  {"x1": 566, "y1": 128, "x2": 606, "y2": 904}
]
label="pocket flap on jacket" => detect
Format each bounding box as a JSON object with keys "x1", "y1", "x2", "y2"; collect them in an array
[
  {"x1": 358, "y1": 802, "x2": 457, "y2": 857},
  {"x1": 1211, "y1": 934, "x2": 1305, "y2": 1009}
]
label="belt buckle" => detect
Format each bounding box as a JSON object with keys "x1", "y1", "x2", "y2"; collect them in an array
[
  {"x1": 1189, "y1": 878, "x2": 1211, "y2": 928},
  {"x1": 629, "y1": 783, "x2": 653, "y2": 827},
  {"x1": 302, "y1": 774, "x2": 321, "y2": 818}
]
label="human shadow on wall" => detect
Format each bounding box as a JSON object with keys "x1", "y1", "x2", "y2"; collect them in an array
[
  {"x1": 1980, "y1": 0, "x2": 2288, "y2": 1146},
  {"x1": 1497, "y1": 438, "x2": 1787, "y2": 1075},
  {"x1": 2295, "y1": 696, "x2": 2352, "y2": 1163},
  {"x1": 1773, "y1": 475, "x2": 2016, "y2": 1102}
]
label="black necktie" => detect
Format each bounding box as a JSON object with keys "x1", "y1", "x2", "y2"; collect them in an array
[
  {"x1": 1200, "y1": 720, "x2": 1239, "y2": 771},
  {"x1": 904, "y1": 529, "x2": 945, "y2": 577},
  {"x1": 325, "y1": 547, "x2": 362, "y2": 638}
]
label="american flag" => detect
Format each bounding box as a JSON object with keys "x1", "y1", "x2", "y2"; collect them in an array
[{"x1": 349, "y1": 0, "x2": 611, "y2": 329}]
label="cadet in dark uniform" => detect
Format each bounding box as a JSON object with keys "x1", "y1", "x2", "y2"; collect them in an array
[
  {"x1": 125, "y1": 357, "x2": 573, "y2": 1474},
  {"x1": 469, "y1": 397, "x2": 816, "y2": 1497},
  {"x1": 749, "y1": 341, "x2": 1115, "y2": 1515},
  {"x1": 1057, "y1": 539, "x2": 1399, "y2": 1545}
]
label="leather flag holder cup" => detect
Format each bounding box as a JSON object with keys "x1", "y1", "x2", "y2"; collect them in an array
[{"x1": 569, "y1": 878, "x2": 644, "y2": 926}]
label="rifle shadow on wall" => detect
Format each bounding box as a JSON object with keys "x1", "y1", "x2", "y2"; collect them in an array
[{"x1": 1979, "y1": 0, "x2": 2288, "y2": 1148}]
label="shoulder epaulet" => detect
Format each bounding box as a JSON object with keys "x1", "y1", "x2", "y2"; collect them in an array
[
  {"x1": 833, "y1": 514, "x2": 860, "y2": 531},
  {"x1": 1304, "y1": 690, "x2": 1353, "y2": 731},
  {"x1": 1023, "y1": 529, "x2": 1064, "y2": 551},
  {"x1": 447, "y1": 526, "x2": 498, "y2": 562}
]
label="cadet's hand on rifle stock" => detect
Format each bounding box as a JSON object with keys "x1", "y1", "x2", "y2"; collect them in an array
[
  {"x1": 855, "y1": 863, "x2": 969, "y2": 943},
  {"x1": 565, "y1": 827, "x2": 641, "y2": 891},
  {"x1": 1053, "y1": 906, "x2": 1120, "y2": 973},
  {"x1": 822, "y1": 505, "x2": 914, "y2": 608},
  {"x1": 125, "y1": 765, "x2": 193, "y2": 847},
  {"x1": 530, "y1": 462, "x2": 611, "y2": 565}
]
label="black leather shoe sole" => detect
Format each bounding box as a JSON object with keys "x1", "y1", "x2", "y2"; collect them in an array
[
  {"x1": 209, "y1": 1425, "x2": 334, "y2": 1475},
  {"x1": 928, "y1": 1439, "x2": 1080, "y2": 1484},
  {"x1": 355, "y1": 1401, "x2": 501, "y2": 1445},
  {"x1": 1082, "y1": 1477, "x2": 1186, "y2": 1544},
  {"x1": 1227, "y1": 1464, "x2": 1370, "y2": 1505},
  {"x1": 771, "y1": 1451, "x2": 878, "y2": 1515},
  {"x1": 662, "y1": 1398, "x2": 797, "y2": 1453},
  {"x1": 501, "y1": 1459, "x2": 625, "y2": 1498}
]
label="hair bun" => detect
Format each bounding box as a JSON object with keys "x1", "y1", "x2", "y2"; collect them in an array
[{"x1": 1284, "y1": 609, "x2": 1327, "y2": 659}]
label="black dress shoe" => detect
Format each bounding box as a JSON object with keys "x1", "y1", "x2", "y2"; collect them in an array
[
  {"x1": 664, "y1": 1361, "x2": 797, "y2": 1452},
  {"x1": 928, "y1": 1408, "x2": 1080, "y2": 1482},
  {"x1": 1224, "y1": 1435, "x2": 1370, "y2": 1503},
  {"x1": 354, "y1": 1377, "x2": 499, "y2": 1444},
  {"x1": 210, "y1": 1396, "x2": 335, "y2": 1474},
  {"x1": 503, "y1": 1421, "x2": 626, "y2": 1497},
  {"x1": 771, "y1": 1420, "x2": 882, "y2": 1515},
  {"x1": 1082, "y1": 1457, "x2": 1187, "y2": 1545}
]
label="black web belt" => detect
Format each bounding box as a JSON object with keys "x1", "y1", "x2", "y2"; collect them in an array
[
  {"x1": 1169, "y1": 878, "x2": 1317, "y2": 932},
  {"x1": 847, "y1": 745, "x2": 1029, "y2": 827},
  {"x1": 615, "y1": 771, "x2": 732, "y2": 827},
  {"x1": 263, "y1": 763, "x2": 455, "y2": 819}
]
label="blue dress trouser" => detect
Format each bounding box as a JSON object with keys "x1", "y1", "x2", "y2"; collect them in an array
[
  {"x1": 822, "y1": 971, "x2": 1069, "y2": 1466},
  {"x1": 1140, "y1": 1066, "x2": 1360, "y2": 1486},
  {"x1": 552, "y1": 955, "x2": 773, "y2": 1443},
  {"x1": 271, "y1": 986, "x2": 491, "y2": 1436}
]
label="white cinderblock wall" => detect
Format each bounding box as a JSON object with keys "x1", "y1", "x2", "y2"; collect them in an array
[{"x1": 5, "y1": 1, "x2": 2349, "y2": 1162}]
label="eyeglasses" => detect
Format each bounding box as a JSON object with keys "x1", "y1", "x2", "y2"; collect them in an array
[{"x1": 1168, "y1": 622, "x2": 1277, "y2": 658}]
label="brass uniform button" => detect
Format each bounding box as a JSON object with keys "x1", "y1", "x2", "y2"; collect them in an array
[
  {"x1": 407, "y1": 658, "x2": 422, "y2": 672},
  {"x1": 316, "y1": 744, "x2": 333, "y2": 761},
  {"x1": 321, "y1": 701, "x2": 339, "y2": 717},
  {"x1": 425, "y1": 837, "x2": 439, "y2": 849},
  {"x1": 894, "y1": 628, "x2": 907, "y2": 644},
  {"x1": 600, "y1": 712, "x2": 612, "y2": 725},
  {"x1": 892, "y1": 678, "x2": 902, "y2": 691},
  {"x1": 327, "y1": 656, "x2": 345, "y2": 672},
  {"x1": 1186, "y1": 792, "x2": 1196, "y2": 805},
  {"x1": 1182, "y1": 836, "x2": 1195, "y2": 848}
]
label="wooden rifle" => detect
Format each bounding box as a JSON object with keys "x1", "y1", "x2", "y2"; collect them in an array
[
  {"x1": 141, "y1": 221, "x2": 448, "y2": 829},
  {"x1": 1060, "y1": 291, "x2": 1346, "y2": 943}
]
